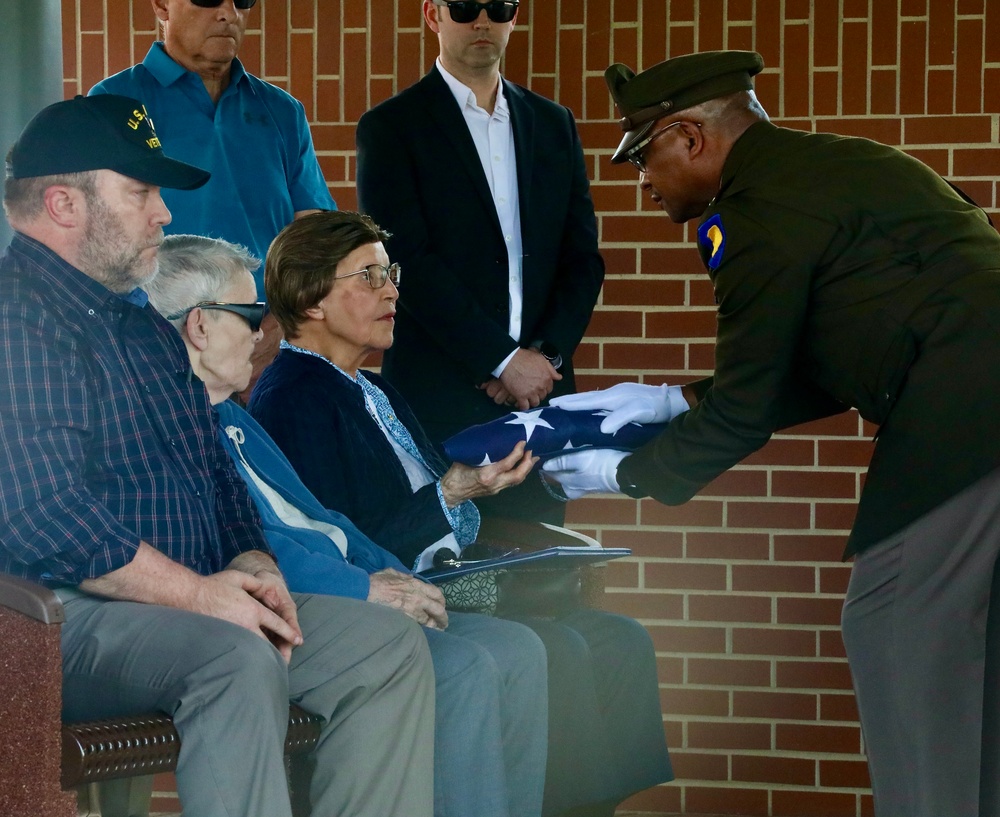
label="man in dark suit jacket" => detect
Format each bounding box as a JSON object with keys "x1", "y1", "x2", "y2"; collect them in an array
[{"x1": 356, "y1": 0, "x2": 604, "y2": 524}]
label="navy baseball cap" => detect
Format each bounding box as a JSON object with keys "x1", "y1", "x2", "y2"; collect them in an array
[{"x1": 7, "y1": 94, "x2": 209, "y2": 190}]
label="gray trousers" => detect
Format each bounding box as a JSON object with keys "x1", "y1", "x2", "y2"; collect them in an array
[
  {"x1": 842, "y1": 466, "x2": 1000, "y2": 817},
  {"x1": 59, "y1": 591, "x2": 435, "y2": 817}
]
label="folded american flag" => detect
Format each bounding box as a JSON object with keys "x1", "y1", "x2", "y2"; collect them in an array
[{"x1": 443, "y1": 407, "x2": 667, "y2": 466}]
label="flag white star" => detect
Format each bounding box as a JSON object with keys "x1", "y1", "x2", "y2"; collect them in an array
[
  {"x1": 504, "y1": 410, "x2": 555, "y2": 443},
  {"x1": 478, "y1": 453, "x2": 493, "y2": 466}
]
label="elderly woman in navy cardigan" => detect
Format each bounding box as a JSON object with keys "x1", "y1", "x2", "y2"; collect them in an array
[
  {"x1": 249, "y1": 211, "x2": 673, "y2": 817},
  {"x1": 147, "y1": 233, "x2": 550, "y2": 817}
]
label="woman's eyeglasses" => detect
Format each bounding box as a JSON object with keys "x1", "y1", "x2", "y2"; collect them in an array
[
  {"x1": 334, "y1": 263, "x2": 402, "y2": 290},
  {"x1": 434, "y1": 0, "x2": 519, "y2": 24},
  {"x1": 167, "y1": 302, "x2": 268, "y2": 332},
  {"x1": 190, "y1": 0, "x2": 257, "y2": 9}
]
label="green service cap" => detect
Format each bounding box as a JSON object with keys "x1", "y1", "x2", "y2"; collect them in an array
[{"x1": 605, "y1": 50, "x2": 764, "y2": 164}]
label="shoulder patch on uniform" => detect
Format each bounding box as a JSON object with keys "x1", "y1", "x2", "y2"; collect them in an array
[{"x1": 698, "y1": 214, "x2": 726, "y2": 270}]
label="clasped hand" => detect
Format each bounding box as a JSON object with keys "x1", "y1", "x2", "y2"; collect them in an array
[
  {"x1": 481, "y1": 348, "x2": 562, "y2": 410},
  {"x1": 196, "y1": 563, "x2": 303, "y2": 663}
]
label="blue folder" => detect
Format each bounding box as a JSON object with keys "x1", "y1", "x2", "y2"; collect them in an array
[{"x1": 417, "y1": 546, "x2": 632, "y2": 583}]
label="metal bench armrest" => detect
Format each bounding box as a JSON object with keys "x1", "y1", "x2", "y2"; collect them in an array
[{"x1": 0, "y1": 573, "x2": 65, "y2": 624}]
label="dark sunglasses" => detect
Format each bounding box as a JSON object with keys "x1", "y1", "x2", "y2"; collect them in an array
[
  {"x1": 190, "y1": 0, "x2": 258, "y2": 9},
  {"x1": 167, "y1": 301, "x2": 268, "y2": 333},
  {"x1": 435, "y1": 0, "x2": 518, "y2": 24}
]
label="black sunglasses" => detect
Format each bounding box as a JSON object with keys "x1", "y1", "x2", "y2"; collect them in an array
[
  {"x1": 435, "y1": 0, "x2": 518, "y2": 24},
  {"x1": 190, "y1": 0, "x2": 258, "y2": 9},
  {"x1": 167, "y1": 301, "x2": 268, "y2": 333}
]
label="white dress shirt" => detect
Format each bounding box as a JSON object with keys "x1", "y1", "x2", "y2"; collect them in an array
[{"x1": 437, "y1": 58, "x2": 523, "y2": 377}]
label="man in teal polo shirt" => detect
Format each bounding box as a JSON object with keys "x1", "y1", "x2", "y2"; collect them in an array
[{"x1": 91, "y1": 0, "x2": 336, "y2": 384}]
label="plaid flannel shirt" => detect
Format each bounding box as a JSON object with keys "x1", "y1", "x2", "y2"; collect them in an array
[{"x1": 0, "y1": 233, "x2": 269, "y2": 586}]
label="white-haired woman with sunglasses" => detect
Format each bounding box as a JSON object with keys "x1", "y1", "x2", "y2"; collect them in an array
[
  {"x1": 250, "y1": 211, "x2": 673, "y2": 817},
  {"x1": 149, "y1": 231, "x2": 550, "y2": 817}
]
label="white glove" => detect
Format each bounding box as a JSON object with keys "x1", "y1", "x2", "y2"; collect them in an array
[
  {"x1": 550, "y1": 382, "x2": 689, "y2": 434},
  {"x1": 540, "y1": 449, "x2": 629, "y2": 500}
]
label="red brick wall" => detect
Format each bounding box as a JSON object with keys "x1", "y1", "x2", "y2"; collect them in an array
[{"x1": 63, "y1": 2, "x2": 1000, "y2": 815}]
